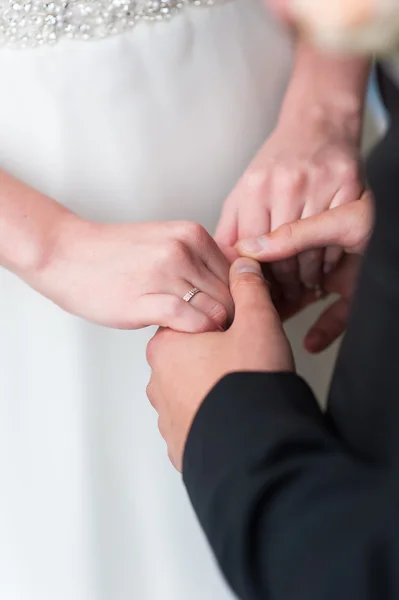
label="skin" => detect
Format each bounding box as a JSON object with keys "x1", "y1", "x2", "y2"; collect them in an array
[
  {"x1": 238, "y1": 191, "x2": 374, "y2": 352},
  {"x1": 268, "y1": 0, "x2": 374, "y2": 26},
  {"x1": 267, "y1": 0, "x2": 399, "y2": 53},
  {"x1": 147, "y1": 258, "x2": 294, "y2": 472},
  {"x1": 0, "y1": 171, "x2": 233, "y2": 333},
  {"x1": 216, "y1": 38, "x2": 369, "y2": 301},
  {"x1": 146, "y1": 194, "x2": 374, "y2": 472}
]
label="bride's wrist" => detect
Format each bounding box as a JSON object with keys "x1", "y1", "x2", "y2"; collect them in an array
[
  {"x1": 25, "y1": 210, "x2": 94, "y2": 284},
  {"x1": 0, "y1": 172, "x2": 76, "y2": 277},
  {"x1": 1, "y1": 203, "x2": 82, "y2": 287}
]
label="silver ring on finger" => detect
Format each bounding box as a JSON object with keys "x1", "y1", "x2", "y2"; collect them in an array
[{"x1": 182, "y1": 287, "x2": 200, "y2": 303}]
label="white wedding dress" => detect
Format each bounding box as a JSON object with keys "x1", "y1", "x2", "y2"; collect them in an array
[{"x1": 0, "y1": 2, "x2": 293, "y2": 598}]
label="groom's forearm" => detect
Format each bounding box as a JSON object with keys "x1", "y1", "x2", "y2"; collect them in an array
[
  {"x1": 183, "y1": 372, "x2": 324, "y2": 599},
  {"x1": 183, "y1": 371, "x2": 397, "y2": 600},
  {"x1": 278, "y1": 39, "x2": 370, "y2": 142}
]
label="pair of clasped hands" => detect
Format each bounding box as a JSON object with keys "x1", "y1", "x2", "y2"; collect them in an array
[
  {"x1": 147, "y1": 192, "x2": 373, "y2": 469},
  {"x1": 145, "y1": 0, "x2": 386, "y2": 471}
]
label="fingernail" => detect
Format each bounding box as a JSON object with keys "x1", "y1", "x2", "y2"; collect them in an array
[
  {"x1": 237, "y1": 237, "x2": 266, "y2": 255},
  {"x1": 234, "y1": 257, "x2": 263, "y2": 276}
]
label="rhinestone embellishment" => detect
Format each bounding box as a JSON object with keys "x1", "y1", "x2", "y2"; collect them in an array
[{"x1": 0, "y1": 0, "x2": 224, "y2": 48}]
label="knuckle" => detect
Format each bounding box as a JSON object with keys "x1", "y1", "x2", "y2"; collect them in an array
[
  {"x1": 276, "y1": 165, "x2": 306, "y2": 194},
  {"x1": 146, "y1": 381, "x2": 156, "y2": 407},
  {"x1": 288, "y1": 167, "x2": 306, "y2": 188},
  {"x1": 163, "y1": 296, "x2": 185, "y2": 320},
  {"x1": 241, "y1": 167, "x2": 268, "y2": 196},
  {"x1": 277, "y1": 221, "x2": 296, "y2": 243},
  {"x1": 334, "y1": 156, "x2": 359, "y2": 181},
  {"x1": 179, "y1": 221, "x2": 208, "y2": 246},
  {"x1": 146, "y1": 338, "x2": 156, "y2": 365},
  {"x1": 163, "y1": 239, "x2": 191, "y2": 266},
  {"x1": 146, "y1": 329, "x2": 173, "y2": 364},
  {"x1": 146, "y1": 334, "x2": 162, "y2": 365}
]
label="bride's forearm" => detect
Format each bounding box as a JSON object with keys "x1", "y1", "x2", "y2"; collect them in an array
[
  {"x1": 278, "y1": 38, "x2": 370, "y2": 141},
  {"x1": 0, "y1": 170, "x2": 74, "y2": 275}
]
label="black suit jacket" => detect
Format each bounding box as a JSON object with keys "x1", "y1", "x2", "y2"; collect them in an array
[{"x1": 182, "y1": 120, "x2": 399, "y2": 597}]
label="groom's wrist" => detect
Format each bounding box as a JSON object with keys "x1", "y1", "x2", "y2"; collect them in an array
[{"x1": 278, "y1": 39, "x2": 369, "y2": 141}]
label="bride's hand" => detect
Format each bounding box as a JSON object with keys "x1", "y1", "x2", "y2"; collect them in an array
[{"x1": 25, "y1": 216, "x2": 234, "y2": 332}]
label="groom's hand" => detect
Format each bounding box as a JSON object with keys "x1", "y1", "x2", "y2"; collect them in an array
[{"x1": 146, "y1": 258, "x2": 294, "y2": 472}]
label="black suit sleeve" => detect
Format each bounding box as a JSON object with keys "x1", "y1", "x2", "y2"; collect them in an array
[
  {"x1": 183, "y1": 121, "x2": 399, "y2": 600},
  {"x1": 183, "y1": 372, "x2": 399, "y2": 600}
]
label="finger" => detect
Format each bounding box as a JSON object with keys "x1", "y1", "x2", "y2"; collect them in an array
[
  {"x1": 298, "y1": 248, "x2": 324, "y2": 289},
  {"x1": 174, "y1": 222, "x2": 232, "y2": 287},
  {"x1": 323, "y1": 253, "x2": 361, "y2": 299},
  {"x1": 199, "y1": 235, "x2": 232, "y2": 288},
  {"x1": 214, "y1": 199, "x2": 239, "y2": 249},
  {"x1": 304, "y1": 298, "x2": 349, "y2": 354},
  {"x1": 271, "y1": 257, "x2": 301, "y2": 302},
  {"x1": 133, "y1": 294, "x2": 218, "y2": 333},
  {"x1": 187, "y1": 264, "x2": 235, "y2": 324},
  {"x1": 165, "y1": 242, "x2": 233, "y2": 323},
  {"x1": 219, "y1": 244, "x2": 239, "y2": 264},
  {"x1": 157, "y1": 240, "x2": 234, "y2": 324},
  {"x1": 237, "y1": 195, "x2": 372, "y2": 260},
  {"x1": 238, "y1": 197, "x2": 271, "y2": 240},
  {"x1": 323, "y1": 246, "x2": 343, "y2": 275},
  {"x1": 268, "y1": 166, "x2": 306, "y2": 301},
  {"x1": 146, "y1": 327, "x2": 183, "y2": 371},
  {"x1": 297, "y1": 196, "x2": 331, "y2": 290},
  {"x1": 323, "y1": 177, "x2": 364, "y2": 275},
  {"x1": 270, "y1": 224, "x2": 301, "y2": 302},
  {"x1": 237, "y1": 197, "x2": 272, "y2": 295},
  {"x1": 234, "y1": 169, "x2": 298, "y2": 301},
  {"x1": 176, "y1": 280, "x2": 228, "y2": 329},
  {"x1": 229, "y1": 258, "x2": 279, "y2": 331},
  {"x1": 296, "y1": 192, "x2": 326, "y2": 289}
]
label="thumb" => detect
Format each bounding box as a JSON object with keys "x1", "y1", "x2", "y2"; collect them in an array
[
  {"x1": 229, "y1": 258, "x2": 278, "y2": 330},
  {"x1": 236, "y1": 194, "x2": 373, "y2": 261}
]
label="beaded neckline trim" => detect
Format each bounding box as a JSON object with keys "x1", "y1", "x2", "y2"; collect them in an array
[{"x1": 0, "y1": 0, "x2": 225, "y2": 48}]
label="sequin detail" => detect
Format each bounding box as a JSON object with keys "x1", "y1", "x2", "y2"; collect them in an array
[{"x1": 0, "y1": 0, "x2": 225, "y2": 48}]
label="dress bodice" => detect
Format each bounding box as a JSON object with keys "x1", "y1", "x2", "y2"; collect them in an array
[{"x1": 0, "y1": 0, "x2": 224, "y2": 48}]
